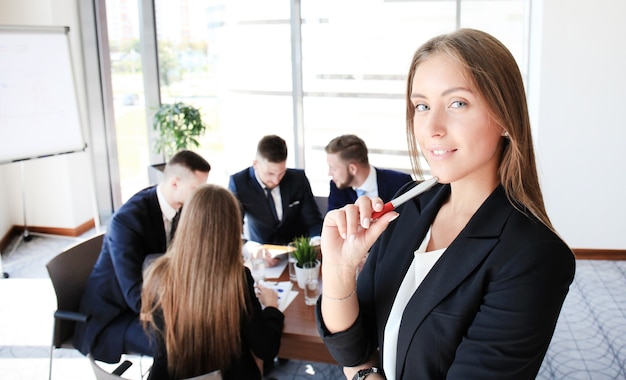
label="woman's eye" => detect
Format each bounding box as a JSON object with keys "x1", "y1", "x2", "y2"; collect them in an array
[
  {"x1": 415, "y1": 103, "x2": 429, "y2": 112},
  {"x1": 450, "y1": 100, "x2": 467, "y2": 108}
]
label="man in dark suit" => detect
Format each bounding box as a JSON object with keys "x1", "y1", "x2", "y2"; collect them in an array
[
  {"x1": 73, "y1": 150, "x2": 211, "y2": 364},
  {"x1": 325, "y1": 134, "x2": 413, "y2": 212},
  {"x1": 228, "y1": 135, "x2": 323, "y2": 245}
]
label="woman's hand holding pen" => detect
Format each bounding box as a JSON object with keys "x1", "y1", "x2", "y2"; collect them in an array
[
  {"x1": 320, "y1": 195, "x2": 399, "y2": 333},
  {"x1": 321, "y1": 196, "x2": 398, "y2": 333},
  {"x1": 255, "y1": 283, "x2": 279, "y2": 309},
  {"x1": 321, "y1": 196, "x2": 399, "y2": 270}
]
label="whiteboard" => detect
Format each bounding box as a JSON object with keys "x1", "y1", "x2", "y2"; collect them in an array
[{"x1": 0, "y1": 26, "x2": 85, "y2": 164}]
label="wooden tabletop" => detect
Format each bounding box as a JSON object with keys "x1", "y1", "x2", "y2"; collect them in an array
[{"x1": 272, "y1": 265, "x2": 336, "y2": 364}]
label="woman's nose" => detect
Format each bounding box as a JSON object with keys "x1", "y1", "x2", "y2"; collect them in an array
[{"x1": 421, "y1": 107, "x2": 446, "y2": 137}]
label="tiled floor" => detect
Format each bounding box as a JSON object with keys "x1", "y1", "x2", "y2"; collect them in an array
[
  {"x1": 0, "y1": 232, "x2": 343, "y2": 380},
  {"x1": 536, "y1": 259, "x2": 626, "y2": 379},
  {"x1": 2, "y1": 232, "x2": 625, "y2": 379}
]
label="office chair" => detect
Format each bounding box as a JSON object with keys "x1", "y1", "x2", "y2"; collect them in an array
[
  {"x1": 46, "y1": 233, "x2": 104, "y2": 380},
  {"x1": 88, "y1": 354, "x2": 134, "y2": 380},
  {"x1": 89, "y1": 354, "x2": 223, "y2": 380},
  {"x1": 314, "y1": 195, "x2": 328, "y2": 215}
]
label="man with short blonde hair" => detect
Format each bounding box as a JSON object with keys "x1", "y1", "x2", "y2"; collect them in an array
[
  {"x1": 74, "y1": 150, "x2": 210, "y2": 363},
  {"x1": 325, "y1": 134, "x2": 413, "y2": 212}
]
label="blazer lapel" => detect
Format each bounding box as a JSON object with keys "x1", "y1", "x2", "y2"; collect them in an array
[
  {"x1": 375, "y1": 168, "x2": 389, "y2": 200},
  {"x1": 349, "y1": 189, "x2": 358, "y2": 203},
  {"x1": 248, "y1": 166, "x2": 279, "y2": 224},
  {"x1": 394, "y1": 187, "x2": 513, "y2": 377},
  {"x1": 148, "y1": 187, "x2": 167, "y2": 250},
  {"x1": 247, "y1": 167, "x2": 266, "y2": 195},
  {"x1": 373, "y1": 185, "x2": 448, "y2": 325}
]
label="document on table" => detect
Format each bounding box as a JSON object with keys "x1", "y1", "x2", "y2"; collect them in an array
[
  {"x1": 263, "y1": 281, "x2": 298, "y2": 311},
  {"x1": 261, "y1": 244, "x2": 296, "y2": 258},
  {"x1": 242, "y1": 241, "x2": 288, "y2": 279},
  {"x1": 264, "y1": 256, "x2": 288, "y2": 279}
]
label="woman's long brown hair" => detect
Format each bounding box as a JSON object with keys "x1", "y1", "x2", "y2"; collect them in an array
[
  {"x1": 141, "y1": 184, "x2": 249, "y2": 378},
  {"x1": 405, "y1": 28, "x2": 554, "y2": 231}
]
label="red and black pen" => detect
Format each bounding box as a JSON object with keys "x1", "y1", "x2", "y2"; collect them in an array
[{"x1": 371, "y1": 177, "x2": 439, "y2": 219}]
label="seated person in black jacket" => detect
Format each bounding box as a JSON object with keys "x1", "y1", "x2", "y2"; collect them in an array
[
  {"x1": 74, "y1": 150, "x2": 210, "y2": 363},
  {"x1": 141, "y1": 184, "x2": 284, "y2": 380},
  {"x1": 228, "y1": 134, "x2": 323, "y2": 245}
]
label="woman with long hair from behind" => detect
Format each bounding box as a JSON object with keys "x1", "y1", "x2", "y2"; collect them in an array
[{"x1": 141, "y1": 184, "x2": 284, "y2": 380}]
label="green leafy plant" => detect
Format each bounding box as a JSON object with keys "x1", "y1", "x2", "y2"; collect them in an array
[
  {"x1": 291, "y1": 236, "x2": 318, "y2": 268},
  {"x1": 152, "y1": 102, "x2": 207, "y2": 159}
]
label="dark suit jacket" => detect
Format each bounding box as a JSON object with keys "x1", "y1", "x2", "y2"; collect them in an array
[
  {"x1": 147, "y1": 268, "x2": 284, "y2": 380},
  {"x1": 228, "y1": 167, "x2": 323, "y2": 244},
  {"x1": 317, "y1": 184, "x2": 575, "y2": 379},
  {"x1": 327, "y1": 167, "x2": 413, "y2": 212},
  {"x1": 74, "y1": 186, "x2": 166, "y2": 363}
]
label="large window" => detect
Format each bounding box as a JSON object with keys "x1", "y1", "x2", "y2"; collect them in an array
[
  {"x1": 106, "y1": 0, "x2": 150, "y2": 201},
  {"x1": 300, "y1": 0, "x2": 527, "y2": 194},
  {"x1": 154, "y1": 0, "x2": 227, "y2": 184},
  {"x1": 205, "y1": 0, "x2": 295, "y2": 182},
  {"x1": 100, "y1": 0, "x2": 528, "y2": 203}
]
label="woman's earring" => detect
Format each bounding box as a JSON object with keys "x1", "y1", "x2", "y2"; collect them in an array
[{"x1": 502, "y1": 131, "x2": 510, "y2": 138}]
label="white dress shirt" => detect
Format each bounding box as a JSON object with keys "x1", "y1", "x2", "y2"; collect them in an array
[
  {"x1": 353, "y1": 165, "x2": 378, "y2": 198},
  {"x1": 254, "y1": 172, "x2": 283, "y2": 221},
  {"x1": 382, "y1": 227, "x2": 447, "y2": 380},
  {"x1": 156, "y1": 184, "x2": 178, "y2": 244}
]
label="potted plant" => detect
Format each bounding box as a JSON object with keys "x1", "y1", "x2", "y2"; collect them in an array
[
  {"x1": 148, "y1": 101, "x2": 208, "y2": 183},
  {"x1": 291, "y1": 236, "x2": 320, "y2": 289}
]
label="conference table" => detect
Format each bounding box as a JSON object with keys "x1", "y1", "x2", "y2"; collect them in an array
[{"x1": 269, "y1": 259, "x2": 336, "y2": 364}]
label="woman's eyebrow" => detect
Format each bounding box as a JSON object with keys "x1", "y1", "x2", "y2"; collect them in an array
[
  {"x1": 411, "y1": 86, "x2": 473, "y2": 99},
  {"x1": 442, "y1": 86, "x2": 472, "y2": 96}
]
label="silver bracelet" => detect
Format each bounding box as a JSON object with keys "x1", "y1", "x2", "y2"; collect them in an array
[
  {"x1": 323, "y1": 286, "x2": 356, "y2": 301},
  {"x1": 352, "y1": 366, "x2": 382, "y2": 380}
]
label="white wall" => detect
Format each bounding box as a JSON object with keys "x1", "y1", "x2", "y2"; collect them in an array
[
  {"x1": 0, "y1": 0, "x2": 96, "y2": 235},
  {"x1": 0, "y1": 170, "x2": 9, "y2": 236},
  {"x1": 530, "y1": 0, "x2": 626, "y2": 248}
]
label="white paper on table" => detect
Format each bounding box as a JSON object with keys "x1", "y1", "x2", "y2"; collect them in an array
[
  {"x1": 263, "y1": 281, "x2": 298, "y2": 311},
  {"x1": 281, "y1": 290, "x2": 298, "y2": 312},
  {"x1": 264, "y1": 255, "x2": 287, "y2": 279}
]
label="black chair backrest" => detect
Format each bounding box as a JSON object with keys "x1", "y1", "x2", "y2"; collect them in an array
[
  {"x1": 314, "y1": 196, "x2": 328, "y2": 215},
  {"x1": 46, "y1": 233, "x2": 104, "y2": 347}
]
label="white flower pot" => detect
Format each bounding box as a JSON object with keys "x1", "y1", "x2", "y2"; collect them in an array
[{"x1": 294, "y1": 260, "x2": 320, "y2": 289}]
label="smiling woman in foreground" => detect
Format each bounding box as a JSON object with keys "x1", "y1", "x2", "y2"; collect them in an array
[{"x1": 316, "y1": 28, "x2": 575, "y2": 380}]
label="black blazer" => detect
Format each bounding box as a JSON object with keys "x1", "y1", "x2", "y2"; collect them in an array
[
  {"x1": 327, "y1": 167, "x2": 413, "y2": 212},
  {"x1": 147, "y1": 268, "x2": 284, "y2": 380},
  {"x1": 74, "y1": 186, "x2": 166, "y2": 363},
  {"x1": 228, "y1": 167, "x2": 323, "y2": 244},
  {"x1": 317, "y1": 184, "x2": 575, "y2": 379}
]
